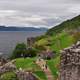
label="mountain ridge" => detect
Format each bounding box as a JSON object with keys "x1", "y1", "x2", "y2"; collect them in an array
[{"x1": 0, "y1": 26, "x2": 47, "y2": 31}]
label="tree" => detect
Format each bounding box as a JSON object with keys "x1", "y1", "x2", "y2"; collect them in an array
[{"x1": 11, "y1": 43, "x2": 26, "y2": 59}]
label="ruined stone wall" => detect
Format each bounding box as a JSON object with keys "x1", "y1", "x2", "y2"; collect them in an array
[
  {"x1": 16, "y1": 70, "x2": 38, "y2": 80},
  {"x1": 60, "y1": 41, "x2": 80, "y2": 80}
]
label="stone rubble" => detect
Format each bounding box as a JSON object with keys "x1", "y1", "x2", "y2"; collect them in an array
[{"x1": 60, "y1": 41, "x2": 80, "y2": 80}]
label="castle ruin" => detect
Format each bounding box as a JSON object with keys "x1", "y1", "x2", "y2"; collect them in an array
[{"x1": 27, "y1": 37, "x2": 36, "y2": 47}]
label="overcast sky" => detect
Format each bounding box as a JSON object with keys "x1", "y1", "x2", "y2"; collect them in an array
[{"x1": 0, "y1": 0, "x2": 80, "y2": 28}]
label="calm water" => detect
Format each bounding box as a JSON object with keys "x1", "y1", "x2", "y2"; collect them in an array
[{"x1": 0, "y1": 31, "x2": 45, "y2": 56}]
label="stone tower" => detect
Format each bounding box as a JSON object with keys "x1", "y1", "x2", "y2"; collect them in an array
[
  {"x1": 27, "y1": 37, "x2": 35, "y2": 47},
  {"x1": 60, "y1": 41, "x2": 80, "y2": 80}
]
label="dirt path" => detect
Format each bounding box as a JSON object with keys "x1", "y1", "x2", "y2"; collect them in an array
[{"x1": 36, "y1": 59, "x2": 54, "y2": 80}]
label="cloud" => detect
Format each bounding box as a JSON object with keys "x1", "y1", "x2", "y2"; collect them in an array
[
  {"x1": 0, "y1": 10, "x2": 17, "y2": 17},
  {"x1": 68, "y1": 5, "x2": 80, "y2": 14},
  {"x1": 0, "y1": 0, "x2": 80, "y2": 28}
]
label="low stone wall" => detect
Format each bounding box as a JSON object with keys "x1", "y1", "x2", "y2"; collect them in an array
[
  {"x1": 60, "y1": 41, "x2": 80, "y2": 80},
  {"x1": 0, "y1": 60, "x2": 16, "y2": 75}
]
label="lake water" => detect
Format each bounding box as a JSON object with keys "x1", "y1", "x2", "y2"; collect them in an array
[{"x1": 0, "y1": 31, "x2": 45, "y2": 57}]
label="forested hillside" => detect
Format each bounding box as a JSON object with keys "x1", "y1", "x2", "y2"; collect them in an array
[{"x1": 47, "y1": 15, "x2": 80, "y2": 35}]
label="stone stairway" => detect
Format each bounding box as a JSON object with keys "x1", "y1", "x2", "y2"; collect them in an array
[{"x1": 36, "y1": 59, "x2": 54, "y2": 80}]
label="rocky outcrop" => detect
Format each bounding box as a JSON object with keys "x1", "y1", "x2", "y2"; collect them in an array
[{"x1": 60, "y1": 41, "x2": 80, "y2": 80}]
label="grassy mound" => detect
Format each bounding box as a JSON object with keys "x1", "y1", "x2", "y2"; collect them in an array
[{"x1": 15, "y1": 58, "x2": 40, "y2": 70}]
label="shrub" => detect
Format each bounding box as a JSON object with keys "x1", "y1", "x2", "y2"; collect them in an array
[{"x1": 0, "y1": 72, "x2": 18, "y2": 80}]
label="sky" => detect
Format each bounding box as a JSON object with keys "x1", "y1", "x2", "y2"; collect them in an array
[{"x1": 0, "y1": 0, "x2": 80, "y2": 28}]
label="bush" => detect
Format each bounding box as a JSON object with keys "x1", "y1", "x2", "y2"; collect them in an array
[{"x1": 0, "y1": 72, "x2": 18, "y2": 80}]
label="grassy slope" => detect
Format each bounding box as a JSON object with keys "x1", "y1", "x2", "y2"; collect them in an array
[
  {"x1": 33, "y1": 31, "x2": 74, "y2": 79},
  {"x1": 15, "y1": 58, "x2": 47, "y2": 80}
]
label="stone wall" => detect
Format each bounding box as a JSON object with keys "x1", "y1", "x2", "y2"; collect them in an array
[{"x1": 60, "y1": 41, "x2": 80, "y2": 80}]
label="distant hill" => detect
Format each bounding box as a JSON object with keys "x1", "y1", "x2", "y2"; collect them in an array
[
  {"x1": 0, "y1": 26, "x2": 47, "y2": 31},
  {"x1": 47, "y1": 15, "x2": 80, "y2": 35}
]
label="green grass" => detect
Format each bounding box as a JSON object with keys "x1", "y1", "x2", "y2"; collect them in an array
[
  {"x1": 50, "y1": 32, "x2": 74, "y2": 53},
  {"x1": 47, "y1": 56, "x2": 60, "y2": 79},
  {"x1": 34, "y1": 71, "x2": 47, "y2": 80}
]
